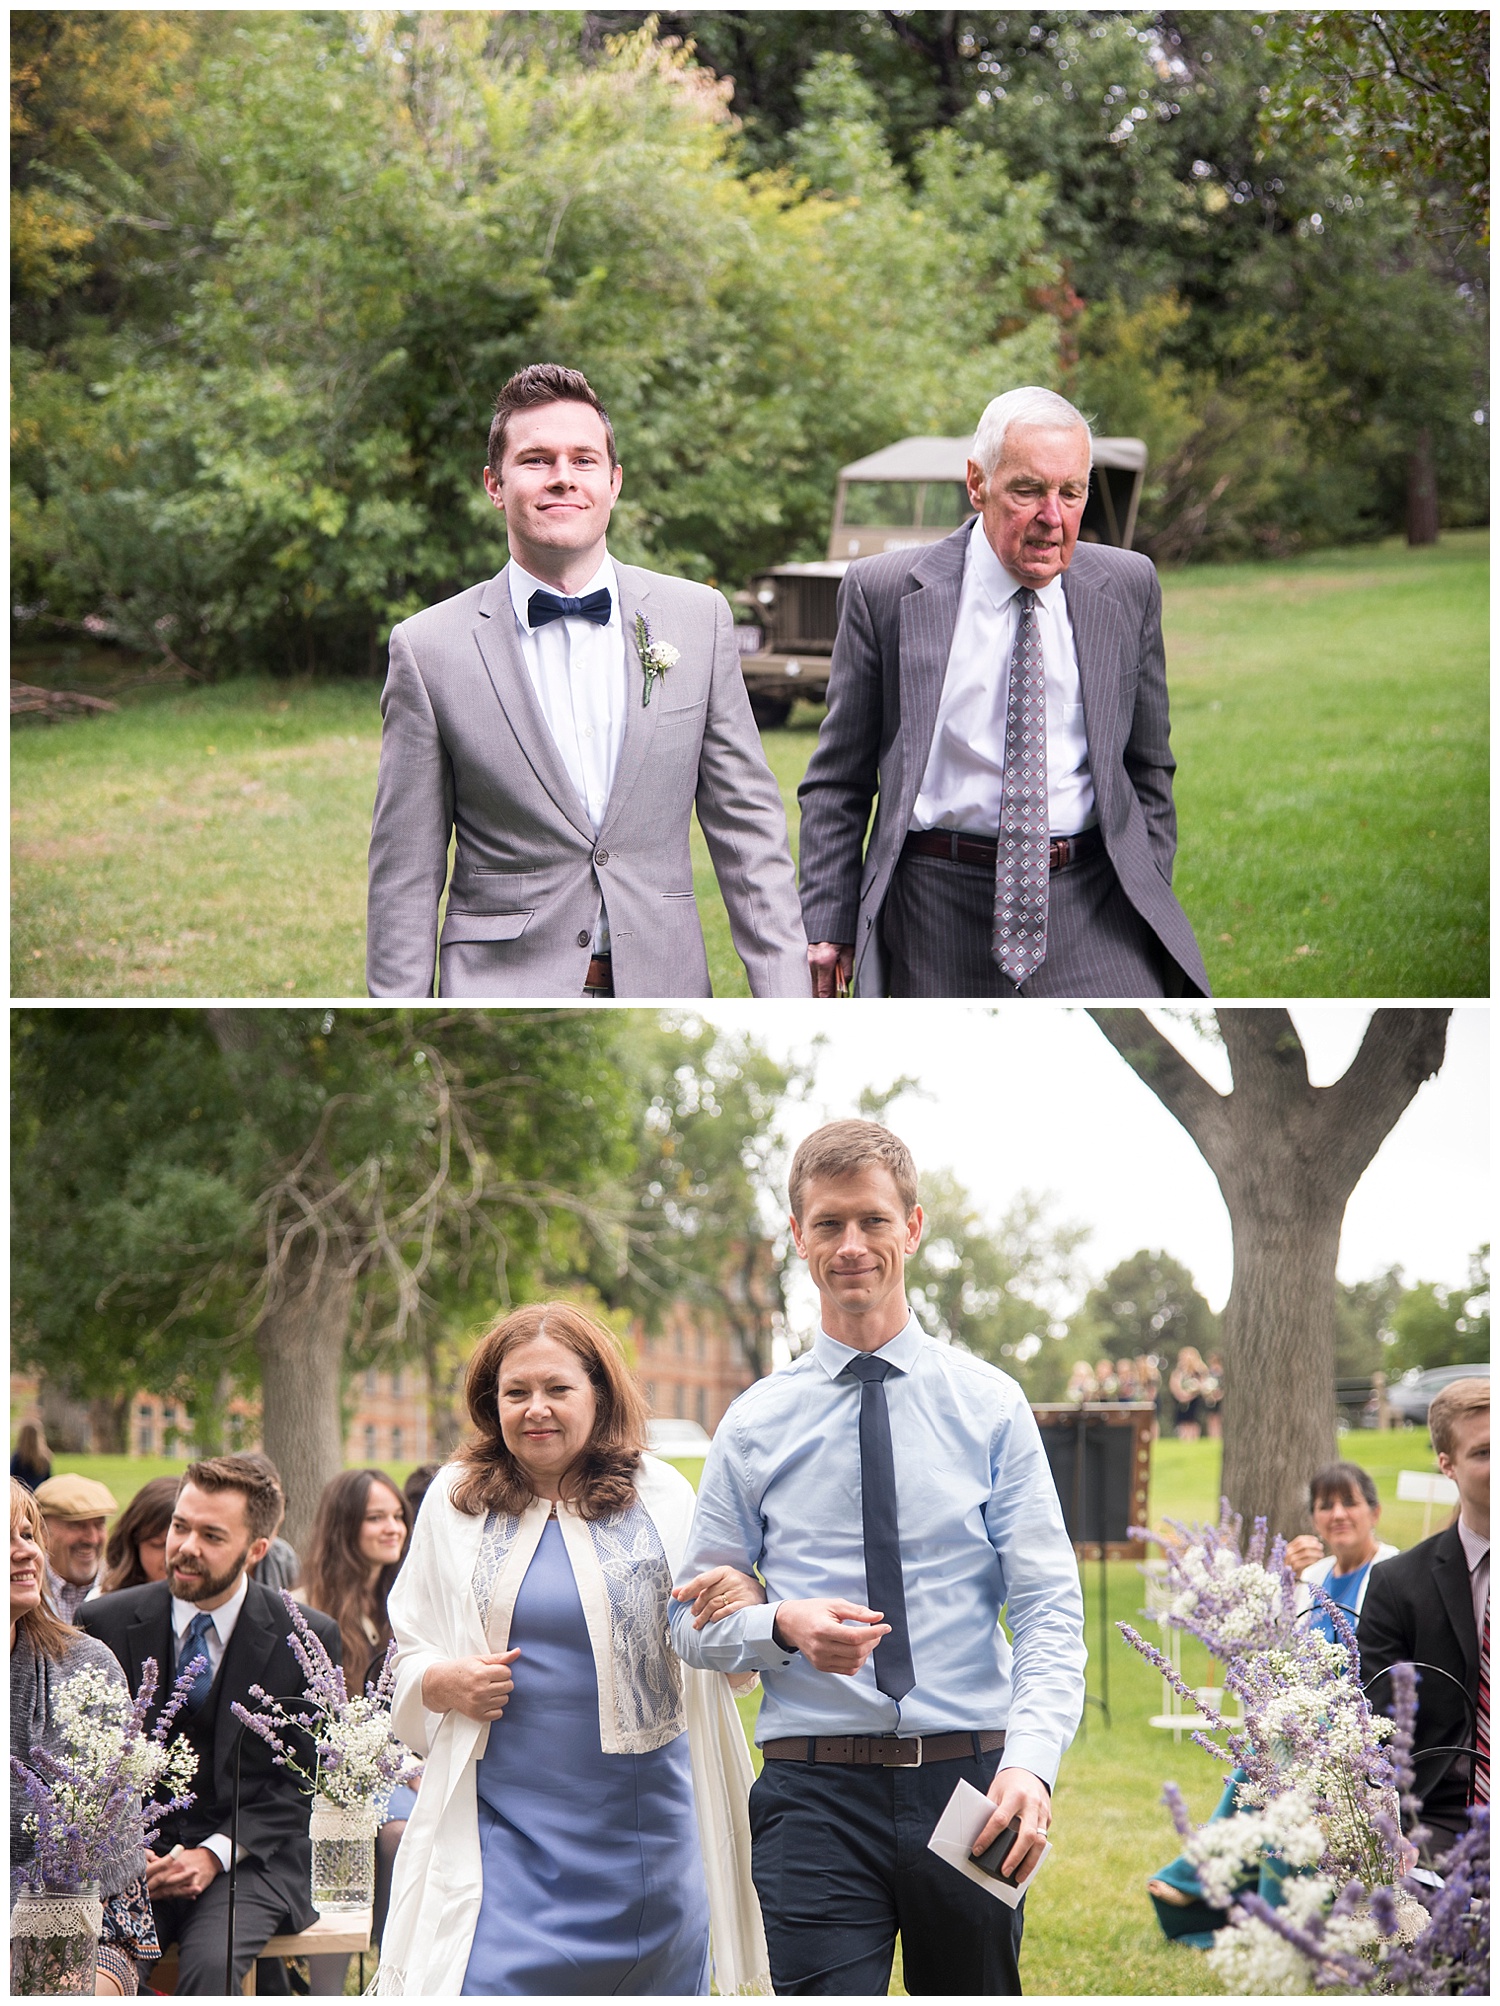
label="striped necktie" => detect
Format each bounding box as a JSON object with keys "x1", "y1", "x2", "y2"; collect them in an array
[{"x1": 1474, "y1": 1591, "x2": 1489, "y2": 1804}]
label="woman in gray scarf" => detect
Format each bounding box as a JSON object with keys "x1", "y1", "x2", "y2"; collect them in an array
[{"x1": 11, "y1": 1478, "x2": 160, "y2": 1995}]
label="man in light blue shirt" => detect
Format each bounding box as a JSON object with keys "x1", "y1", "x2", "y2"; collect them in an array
[{"x1": 670, "y1": 1119, "x2": 1086, "y2": 1994}]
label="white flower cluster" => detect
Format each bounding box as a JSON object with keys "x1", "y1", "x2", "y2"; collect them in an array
[
  {"x1": 1170, "y1": 1546, "x2": 1285, "y2": 1645},
  {"x1": 1207, "y1": 1874, "x2": 1336, "y2": 1995},
  {"x1": 1187, "y1": 1785, "x2": 1326, "y2": 1908},
  {"x1": 317, "y1": 1696, "x2": 404, "y2": 1811},
  {"x1": 51, "y1": 1663, "x2": 197, "y2": 1810}
]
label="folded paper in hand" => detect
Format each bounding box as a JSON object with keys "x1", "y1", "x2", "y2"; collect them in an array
[{"x1": 927, "y1": 1777, "x2": 1052, "y2": 1909}]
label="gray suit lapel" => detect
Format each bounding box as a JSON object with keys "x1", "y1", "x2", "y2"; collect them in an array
[
  {"x1": 472, "y1": 569, "x2": 594, "y2": 842},
  {"x1": 600, "y1": 565, "x2": 662, "y2": 835},
  {"x1": 895, "y1": 530, "x2": 968, "y2": 809},
  {"x1": 1061, "y1": 556, "x2": 1119, "y2": 751}
]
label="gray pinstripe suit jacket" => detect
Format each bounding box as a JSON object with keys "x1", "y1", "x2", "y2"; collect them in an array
[
  {"x1": 797, "y1": 529, "x2": 1211, "y2": 996},
  {"x1": 366, "y1": 560, "x2": 809, "y2": 997}
]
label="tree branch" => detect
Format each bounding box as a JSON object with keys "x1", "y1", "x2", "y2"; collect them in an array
[{"x1": 1087, "y1": 1009, "x2": 1235, "y2": 1171}]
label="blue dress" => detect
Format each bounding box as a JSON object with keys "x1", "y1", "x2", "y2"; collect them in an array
[{"x1": 461, "y1": 1515, "x2": 710, "y2": 1996}]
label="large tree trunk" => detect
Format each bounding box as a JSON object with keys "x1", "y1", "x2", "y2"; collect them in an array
[
  {"x1": 86, "y1": 1391, "x2": 131, "y2": 1456},
  {"x1": 1089, "y1": 1009, "x2": 1450, "y2": 1538},
  {"x1": 1406, "y1": 427, "x2": 1439, "y2": 546},
  {"x1": 254, "y1": 1253, "x2": 354, "y2": 1557}
]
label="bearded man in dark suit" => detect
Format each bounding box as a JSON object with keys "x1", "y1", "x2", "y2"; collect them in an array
[
  {"x1": 797, "y1": 386, "x2": 1210, "y2": 998},
  {"x1": 81, "y1": 1456, "x2": 343, "y2": 1994},
  {"x1": 1358, "y1": 1377, "x2": 1490, "y2": 1861}
]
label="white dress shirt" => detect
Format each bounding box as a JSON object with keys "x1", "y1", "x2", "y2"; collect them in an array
[
  {"x1": 170, "y1": 1572, "x2": 250, "y2": 1870},
  {"x1": 670, "y1": 1314, "x2": 1087, "y2": 1786},
  {"x1": 508, "y1": 555, "x2": 626, "y2": 956},
  {"x1": 1457, "y1": 1514, "x2": 1490, "y2": 1640},
  {"x1": 912, "y1": 515, "x2": 1096, "y2": 838}
]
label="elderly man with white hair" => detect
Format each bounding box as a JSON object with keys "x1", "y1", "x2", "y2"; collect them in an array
[{"x1": 797, "y1": 386, "x2": 1210, "y2": 997}]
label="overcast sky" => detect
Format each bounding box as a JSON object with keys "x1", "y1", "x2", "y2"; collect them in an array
[{"x1": 664, "y1": 1003, "x2": 1488, "y2": 1315}]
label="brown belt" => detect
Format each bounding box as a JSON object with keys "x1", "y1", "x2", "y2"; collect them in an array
[
  {"x1": 902, "y1": 826, "x2": 1102, "y2": 871},
  {"x1": 761, "y1": 1730, "x2": 1005, "y2": 1768},
  {"x1": 582, "y1": 954, "x2": 614, "y2": 996}
]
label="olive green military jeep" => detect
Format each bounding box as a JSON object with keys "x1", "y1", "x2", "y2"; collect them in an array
[{"x1": 735, "y1": 433, "x2": 1147, "y2": 727}]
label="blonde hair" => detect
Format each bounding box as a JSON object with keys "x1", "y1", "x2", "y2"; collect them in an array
[
  {"x1": 1428, "y1": 1376, "x2": 1489, "y2": 1460},
  {"x1": 10, "y1": 1478, "x2": 75, "y2": 1661}
]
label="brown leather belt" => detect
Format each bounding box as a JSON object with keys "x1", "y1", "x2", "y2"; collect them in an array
[
  {"x1": 582, "y1": 954, "x2": 614, "y2": 995},
  {"x1": 761, "y1": 1730, "x2": 1005, "y2": 1767},
  {"x1": 902, "y1": 826, "x2": 1102, "y2": 871}
]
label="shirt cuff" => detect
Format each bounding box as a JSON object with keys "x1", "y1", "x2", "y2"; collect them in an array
[
  {"x1": 996, "y1": 1732, "x2": 1064, "y2": 1792},
  {"x1": 201, "y1": 1833, "x2": 236, "y2": 1873}
]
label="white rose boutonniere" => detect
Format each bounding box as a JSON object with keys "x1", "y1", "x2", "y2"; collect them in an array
[{"x1": 633, "y1": 613, "x2": 680, "y2": 708}]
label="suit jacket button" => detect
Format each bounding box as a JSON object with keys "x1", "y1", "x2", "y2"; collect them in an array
[
  {"x1": 576, "y1": 931, "x2": 590, "y2": 948},
  {"x1": 595, "y1": 849, "x2": 609, "y2": 865}
]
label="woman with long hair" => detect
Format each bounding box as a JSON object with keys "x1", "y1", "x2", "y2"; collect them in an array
[
  {"x1": 10, "y1": 1481, "x2": 159, "y2": 1994},
  {"x1": 98, "y1": 1476, "x2": 178, "y2": 1595},
  {"x1": 376, "y1": 1303, "x2": 770, "y2": 1997},
  {"x1": 301, "y1": 1469, "x2": 415, "y2": 1973},
  {"x1": 302, "y1": 1469, "x2": 410, "y2": 1690},
  {"x1": 11, "y1": 1420, "x2": 52, "y2": 1491}
]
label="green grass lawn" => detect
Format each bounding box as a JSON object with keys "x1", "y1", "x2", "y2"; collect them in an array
[
  {"x1": 45, "y1": 1427, "x2": 1446, "y2": 1994},
  {"x1": 12, "y1": 532, "x2": 1487, "y2": 997}
]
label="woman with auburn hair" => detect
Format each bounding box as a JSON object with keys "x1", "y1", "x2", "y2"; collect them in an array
[
  {"x1": 9, "y1": 1481, "x2": 160, "y2": 1995},
  {"x1": 376, "y1": 1302, "x2": 771, "y2": 1998},
  {"x1": 98, "y1": 1476, "x2": 178, "y2": 1595}
]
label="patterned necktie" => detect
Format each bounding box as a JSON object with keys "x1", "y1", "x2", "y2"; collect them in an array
[
  {"x1": 177, "y1": 1610, "x2": 217, "y2": 1715},
  {"x1": 991, "y1": 586, "x2": 1050, "y2": 984},
  {"x1": 1474, "y1": 1591, "x2": 1489, "y2": 1804},
  {"x1": 842, "y1": 1354, "x2": 916, "y2": 1702},
  {"x1": 528, "y1": 587, "x2": 612, "y2": 628}
]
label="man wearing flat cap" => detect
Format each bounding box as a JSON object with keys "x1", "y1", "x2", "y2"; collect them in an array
[{"x1": 34, "y1": 1473, "x2": 117, "y2": 1621}]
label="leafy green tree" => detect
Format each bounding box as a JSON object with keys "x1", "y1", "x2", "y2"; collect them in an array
[
  {"x1": 1387, "y1": 1245, "x2": 1490, "y2": 1374},
  {"x1": 1336, "y1": 1266, "x2": 1406, "y2": 1380},
  {"x1": 1262, "y1": 11, "x2": 1489, "y2": 253},
  {"x1": 1080, "y1": 1248, "x2": 1218, "y2": 1363},
  {"x1": 904, "y1": 1170, "x2": 1089, "y2": 1399}
]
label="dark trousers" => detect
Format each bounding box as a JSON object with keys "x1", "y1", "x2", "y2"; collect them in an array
[
  {"x1": 881, "y1": 844, "x2": 1171, "y2": 997},
  {"x1": 749, "y1": 1748, "x2": 1025, "y2": 1995},
  {"x1": 149, "y1": 1864, "x2": 292, "y2": 1995}
]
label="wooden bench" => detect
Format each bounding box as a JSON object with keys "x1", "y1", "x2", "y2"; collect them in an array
[{"x1": 242, "y1": 1908, "x2": 373, "y2": 1994}]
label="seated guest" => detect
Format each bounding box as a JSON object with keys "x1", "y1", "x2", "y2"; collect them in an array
[
  {"x1": 1065, "y1": 1360, "x2": 1097, "y2": 1405},
  {"x1": 300, "y1": 1469, "x2": 416, "y2": 1956},
  {"x1": 1284, "y1": 1461, "x2": 1399, "y2": 1642},
  {"x1": 11, "y1": 1480, "x2": 160, "y2": 1996},
  {"x1": 11, "y1": 1420, "x2": 53, "y2": 1491},
  {"x1": 99, "y1": 1477, "x2": 179, "y2": 1596},
  {"x1": 35, "y1": 1474, "x2": 116, "y2": 1621},
  {"x1": 1359, "y1": 1377, "x2": 1489, "y2": 1864},
  {"x1": 80, "y1": 1456, "x2": 343, "y2": 1994}
]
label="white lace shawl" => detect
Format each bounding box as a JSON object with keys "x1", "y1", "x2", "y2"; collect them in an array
[{"x1": 374, "y1": 1457, "x2": 769, "y2": 1996}]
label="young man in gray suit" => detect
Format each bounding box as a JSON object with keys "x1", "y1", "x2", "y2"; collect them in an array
[
  {"x1": 367, "y1": 364, "x2": 809, "y2": 997},
  {"x1": 797, "y1": 386, "x2": 1210, "y2": 998}
]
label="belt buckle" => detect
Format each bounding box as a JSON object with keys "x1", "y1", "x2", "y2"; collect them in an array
[{"x1": 890, "y1": 1735, "x2": 922, "y2": 1768}]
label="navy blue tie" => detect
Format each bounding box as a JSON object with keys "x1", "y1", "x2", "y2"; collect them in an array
[
  {"x1": 177, "y1": 1610, "x2": 217, "y2": 1714},
  {"x1": 843, "y1": 1354, "x2": 916, "y2": 1702},
  {"x1": 528, "y1": 587, "x2": 612, "y2": 628}
]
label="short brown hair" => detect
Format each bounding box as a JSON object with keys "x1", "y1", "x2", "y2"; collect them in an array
[
  {"x1": 451, "y1": 1301, "x2": 648, "y2": 1521},
  {"x1": 788, "y1": 1119, "x2": 918, "y2": 1221},
  {"x1": 179, "y1": 1454, "x2": 285, "y2": 1543},
  {"x1": 11, "y1": 1479, "x2": 76, "y2": 1662},
  {"x1": 487, "y1": 364, "x2": 617, "y2": 476},
  {"x1": 1428, "y1": 1377, "x2": 1489, "y2": 1460}
]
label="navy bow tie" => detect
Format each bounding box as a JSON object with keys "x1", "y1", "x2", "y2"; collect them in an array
[{"x1": 528, "y1": 587, "x2": 612, "y2": 628}]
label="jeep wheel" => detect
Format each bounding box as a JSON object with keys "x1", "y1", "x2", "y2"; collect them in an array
[{"x1": 749, "y1": 694, "x2": 793, "y2": 730}]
